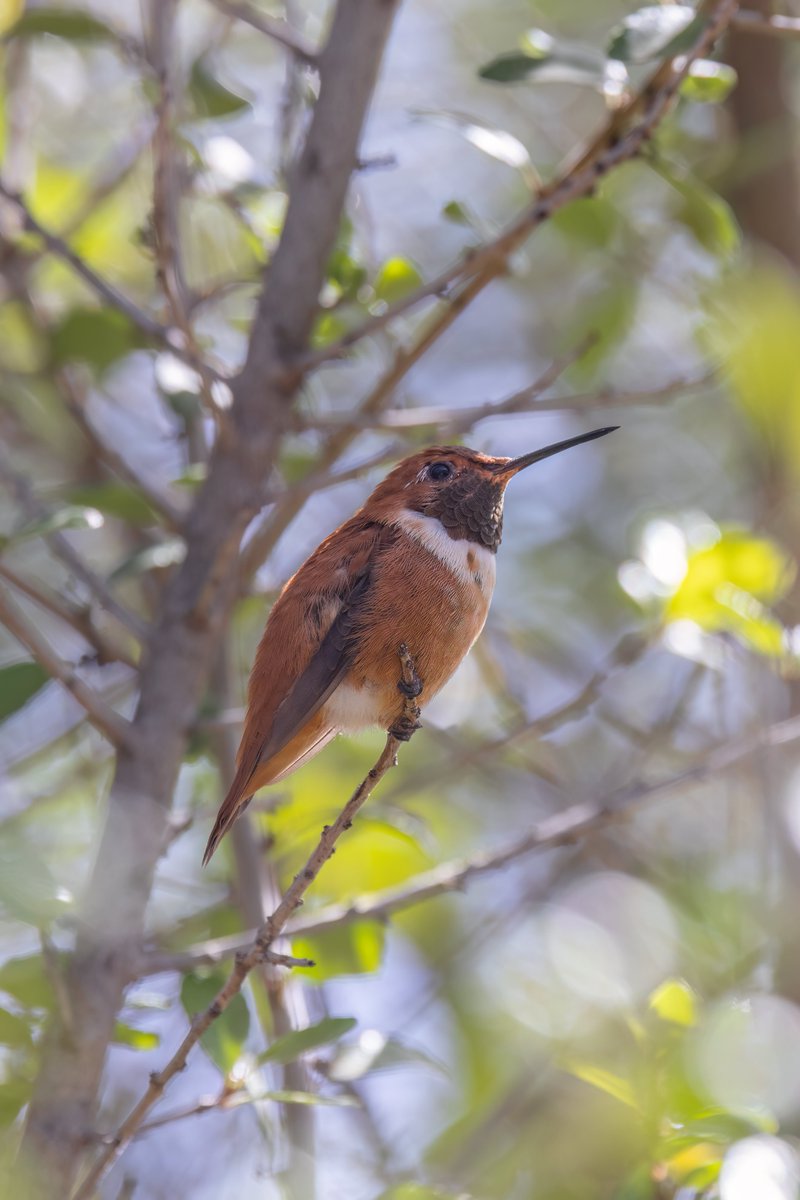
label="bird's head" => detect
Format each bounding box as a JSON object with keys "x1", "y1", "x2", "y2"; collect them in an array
[{"x1": 365, "y1": 427, "x2": 617, "y2": 551}]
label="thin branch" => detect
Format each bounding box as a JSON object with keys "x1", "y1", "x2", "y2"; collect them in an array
[
  {"x1": 0, "y1": 180, "x2": 166, "y2": 341},
  {"x1": 70, "y1": 646, "x2": 422, "y2": 1200},
  {"x1": 0, "y1": 451, "x2": 148, "y2": 643},
  {"x1": 0, "y1": 585, "x2": 133, "y2": 748},
  {"x1": 732, "y1": 10, "x2": 800, "y2": 38},
  {"x1": 0, "y1": 561, "x2": 137, "y2": 669},
  {"x1": 208, "y1": 0, "x2": 319, "y2": 65},
  {"x1": 142, "y1": 708, "x2": 800, "y2": 978},
  {"x1": 302, "y1": 0, "x2": 739, "y2": 380},
  {"x1": 59, "y1": 368, "x2": 186, "y2": 532}
]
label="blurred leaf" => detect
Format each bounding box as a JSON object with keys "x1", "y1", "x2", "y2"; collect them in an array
[
  {"x1": 0, "y1": 663, "x2": 48, "y2": 721},
  {"x1": 52, "y1": 307, "x2": 148, "y2": 375},
  {"x1": 665, "y1": 530, "x2": 794, "y2": 657},
  {"x1": 0, "y1": 956, "x2": 52, "y2": 1010},
  {"x1": 676, "y1": 181, "x2": 740, "y2": 258},
  {"x1": 478, "y1": 51, "x2": 549, "y2": 84},
  {"x1": 181, "y1": 971, "x2": 249, "y2": 1075},
  {"x1": 562, "y1": 1060, "x2": 638, "y2": 1110},
  {"x1": 0, "y1": 302, "x2": 47, "y2": 373},
  {"x1": 258, "y1": 1017, "x2": 357, "y2": 1065},
  {"x1": 567, "y1": 279, "x2": 638, "y2": 379},
  {"x1": 373, "y1": 257, "x2": 423, "y2": 305},
  {"x1": 0, "y1": 1078, "x2": 31, "y2": 1128},
  {"x1": 0, "y1": 836, "x2": 70, "y2": 925},
  {"x1": 7, "y1": 7, "x2": 115, "y2": 41},
  {"x1": 0, "y1": 1006, "x2": 32, "y2": 1048},
  {"x1": 650, "y1": 979, "x2": 698, "y2": 1027},
  {"x1": 13, "y1": 504, "x2": 104, "y2": 542},
  {"x1": 551, "y1": 196, "x2": 620, "y2": 248},
  {"x1": 0, "y1": 0, "x2": 23, "y2": 36},
  {"x1": 311, "y1": 310, "x2": 349, "y2": 348},
  {"x1": 662, "y1": 1109, "x2": 775, "y2": 1152},
  {"x1": 327, "y1": 1031, "x2": 445, "y2": 1082},
  {"x1": 608, "y1": 6, "x2": 701, "y2": 63},
  {"x1": 190, "y1": 59, "x2": 250, "y2": 119},
  {"x1": 110, "y1": 537, "x2": 186, "y2": 582},
  {"x1": 257, "y1": 1089, "x2": 359, "y2": 1107},
  {"x1": 326, "y1": 247, "x2": 367, "y2": 301},
  {"x1": 293, "y1": 921, "x2": 386, "y2": 984},
  {"x1": 66, "y1": 483, "x2": 157, "y2": 526},
  {"x1": 442, "y1": 200, "x2": 470, "y2": 225},
  {"x1": 680, "y1": 60, "x2": 737, "y2": 104},
  {"x1": 113, "y1": 1022, "x2": 160, "y2": 1051},
  {"x1": 414, "y1": 110, "x2": 537, "y2": 185}
]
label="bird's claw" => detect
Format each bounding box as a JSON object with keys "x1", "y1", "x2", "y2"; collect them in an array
[
  {"x1": 397, "y1": 674, "x2": 423, "y2": 700},
  {"x1": 389, "y1": 715, "x2": 422, "y2": 742}
]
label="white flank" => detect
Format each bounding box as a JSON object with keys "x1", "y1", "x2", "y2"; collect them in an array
[
  {"x1": 326, "y1": 681, "x2": 384, "y2": 733},
  {"x1": 395, "y1": 510, "x2": 497, "y2": 596}
]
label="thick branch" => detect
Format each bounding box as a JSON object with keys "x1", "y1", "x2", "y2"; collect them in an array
[
  {"x1": 18, "y1": 3, "x2": 401, "y2": 1192},
  {"x1": 71, "y1": 647, "x2": 421, "y2": 1199}
]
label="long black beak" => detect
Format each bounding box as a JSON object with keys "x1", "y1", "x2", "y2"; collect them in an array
[{"x1": 493, "y1": 426, "x2": 618, "y2": 481}]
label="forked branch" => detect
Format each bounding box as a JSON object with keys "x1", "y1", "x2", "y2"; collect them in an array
[{"x1": 70, "y1": 646, "x2": 422, "y2": 1200}]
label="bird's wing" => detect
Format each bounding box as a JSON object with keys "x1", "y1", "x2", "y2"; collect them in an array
[{"x1": 203, "y1": 518, "x2": 395, "y2": 864}]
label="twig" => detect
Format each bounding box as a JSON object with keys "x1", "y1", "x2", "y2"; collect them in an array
[
  {"x1": 0, "y1": 560, "x2": 137, "y2": 668},
  {"x1": 207, "y1": 0, "x2": 318, "y2": 65},
  {"x1": 0, "y1": 451, "x2": 148, "y2": 643},
  {"x1": 142, "y1": 708, "x2": 800, "y2": 978},
  {"x1": 70, "y1": 645, "x2": 422, "y2": 1200},
  {"x1": 0, "y1": 585, "x2": 133, "y2": 748},
  {"x1": 732, "y1": 10, "x2": 800, "y2": 38},
  {"x1": 0, "y1": 179, "x2": 166, "y2": 341},
  {"x1": 302, "y1": 0, "x2": 738, "y2": 380},
  {"x1": 59, "y1": 368, "x2": 185, "y2": 532}
]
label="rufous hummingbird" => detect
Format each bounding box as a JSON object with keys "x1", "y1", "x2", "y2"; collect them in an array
[{"x1": 203, "y1": 426, "x2": 617, "y2": 864}]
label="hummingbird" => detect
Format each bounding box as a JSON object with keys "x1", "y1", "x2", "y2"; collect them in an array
[{"x1": 203, "y1": 426, "x2": 616, "y2": 864}]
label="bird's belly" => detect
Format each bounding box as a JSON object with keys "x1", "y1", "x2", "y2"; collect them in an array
[{"x1": 337, "y1": 525, "x2": 495, "y2": 730}]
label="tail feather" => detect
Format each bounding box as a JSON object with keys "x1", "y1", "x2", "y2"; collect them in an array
[{"x1": 202, "y1": 758, "x2": 256, "y2": 866}]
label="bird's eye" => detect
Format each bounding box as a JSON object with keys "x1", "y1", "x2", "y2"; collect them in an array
[{"x1": 427, "y1": 461, "x2": 453, "y2": 482}]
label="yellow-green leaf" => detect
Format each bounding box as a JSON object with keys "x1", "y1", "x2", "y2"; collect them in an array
[{"x1": 650, "y1": 978, "x2": 698, "y2": 1027}]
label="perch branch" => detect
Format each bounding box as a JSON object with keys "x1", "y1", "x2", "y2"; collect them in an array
[
  {"x1": 143, "y1": 707, "x2": 800, "y2": 977},
  {"x1": 70, "y1": 646, "x2": 422, "y2": 1200}
]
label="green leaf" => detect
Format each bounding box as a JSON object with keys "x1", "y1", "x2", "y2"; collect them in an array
[
  {"x1": 551, "y1": 196, "x2": 620, "y2": 248},
  {"x1": 413, "y1": 110, "x2": 537, "y2": 184},
  {"x1": 66, "y1": 483, "x2": 157, "y2": 526},
  {"x1": 259, "y1": 1017, "x2": 356, "y2": 1066},
  {"x1": 562, "y1": 1060, "x2": 638, "y2": 1110},
  {"x1": 373, "y1": 257, "x2": 423, "y2": 305},
  {"x1": 608, "y1": 6, "x2": 703, "y2": 64},
  {"x1": 13, "y1": 504, "x2": 104, "y2": 542},
  {"x1": 52, "y1": 307, "x2": 147, "y2": 375},
  {"x1": 0, "y1": 0, "x2": 23, "y2": 37},
  {"x1": 665, "y1": 530, "x2": 794, "y2": 657},
  {"x1": 0, "y1": 956, "x2": 52, "y2": 1010},
  {"x1": 479, "y1": 51, "x2": 551, "y2": 84},
  {"x1": 0, "y1": 836, "x2": 70, "y2": 925},
  {"x1": 675, "y1": 181, "x2": 740, "y2": 258},
  {"x1": 650, "y1": 978, "x2": 698, "y2": 1027},
  {"x1": 680, "y1": 60, "x2": 737, "y2": 104},
  {"x1": 0, "y1": 1006, "x2": 32, "y2": 1048},
  {"x1": 113, "y1": 1022, "x2": 160, "y2": 1051},
  {"x1": 0, "y1": 1078, "x2": 31, "y2": 1129},
  {"x1": 292, "y1": 920, "x2": 386, "y2": 983},
  {"x1": 189, "y1": 60, "x2": 250, "y2": 119},
  {"x1": 0, "y1": 663, "x2": 48, "y2": 721},
  {"x1": 327, "y1": 1032, "x2": 445, "y2": 1082},
  {"x1": 7, "y1": 7, "x2": 115, "y2": 41},
  {"x1": 441, "y1": 200, "x2": 471, "y2": 225},
  {"x1": 257, "y1": 1089, "x2": 359, "y2": 1107},
  {"x1": 180, "y1": 971, "x2": 249, "y2": 1075},
  {"x1": 110, "y1": 537, "x2": 186, "y2": 582}
]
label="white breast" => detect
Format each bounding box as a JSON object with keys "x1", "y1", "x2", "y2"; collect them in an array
[{"x1": 394, "y1": 510, "x2": 497, "y2": 597}]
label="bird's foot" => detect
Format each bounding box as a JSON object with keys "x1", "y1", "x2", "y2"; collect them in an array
[
  {"x1": 389, "y1": 713, "x2": 422, "y2": 742},
  {"x1": 397, "y1": 674, "x2": 423, "y2": 700}
]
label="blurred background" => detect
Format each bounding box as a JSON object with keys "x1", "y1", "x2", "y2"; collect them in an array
[{"x1": 2, "y1": 0, "x2": 800, "y2": 1197}]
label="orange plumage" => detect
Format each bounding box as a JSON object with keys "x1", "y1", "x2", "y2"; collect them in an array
[{"x1": 203, "y1": 429, "x2": 616, "y2": 863}]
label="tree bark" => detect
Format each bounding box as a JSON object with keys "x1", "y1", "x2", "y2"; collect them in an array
[{"x1": 18, "y1": 2, "x2": 401, "y2": 1193}]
